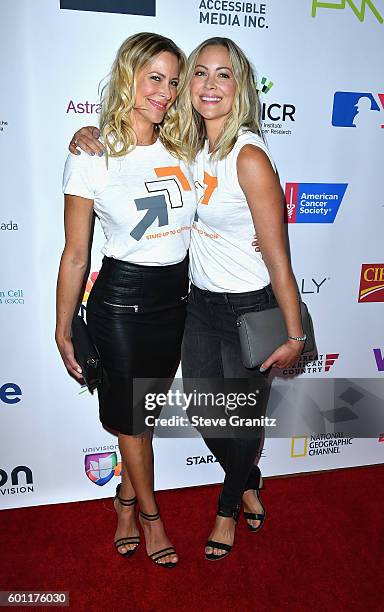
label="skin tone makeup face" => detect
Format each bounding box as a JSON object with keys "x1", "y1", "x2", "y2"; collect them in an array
[
  {"x1": 131, "y1": 51, "x2": 179, "y2": 140},
  {"x1": 190, "y1": 45, "x2": 236, "y2": 146}
]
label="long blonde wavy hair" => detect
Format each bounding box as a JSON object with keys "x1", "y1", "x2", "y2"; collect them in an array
[
  {"x1": 168, "y1": 37, "x2": 262, "y2": 164},
  {"x1": 99, "y1": 32, "x2": 186, "y2": 158}
]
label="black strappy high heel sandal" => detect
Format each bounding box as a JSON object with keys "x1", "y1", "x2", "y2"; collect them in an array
[
  {"x1": 113, "y1": 484, "x2": 140, "y2": 558},
  {"x1": 243, "y1": 468, "x2": 266, "y2": 533},
  {"x1": 205, "y1": 496, "x2": 241, "y2": 561},
  {"x1": 139, "y1": 510, "x2": 178, "y2": 568}
]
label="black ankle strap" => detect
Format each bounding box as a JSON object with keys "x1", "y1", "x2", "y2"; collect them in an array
[
  {"x1": 115, "y1": 484, "x2": 137, "y2": 506},
  {"x1": 140, "y1": 510, "x2": 160, "y2": 521}
]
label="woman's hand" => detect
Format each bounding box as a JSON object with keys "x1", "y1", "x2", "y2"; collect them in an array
[
  {"x1": 252, "y1": 234, "x2": 261, "y2": 252},
  {"x1": 56, "y1": 334, "x2": 84, "y2": 382},
  {"x1": 260, "y1": 339, "x2": 304, "y2": 372},
  {"x1": 69, "y1": 126, "x2": 104, "y2": 156}
]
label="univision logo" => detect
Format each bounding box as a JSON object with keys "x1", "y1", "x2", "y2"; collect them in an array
[{"x1": 84, "y1": 452, "x2": 121, "y2": 486}]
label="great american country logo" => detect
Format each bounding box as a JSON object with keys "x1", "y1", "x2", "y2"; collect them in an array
[
  {"x1": 284, "y1": 183, "x2": 347, "y2": 223},
  {"x1": 332, "y1": 91, "x2": 384, "y2": 128}
]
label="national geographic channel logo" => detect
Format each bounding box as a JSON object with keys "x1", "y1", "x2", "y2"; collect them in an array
[
  {"x1": 290, "y1": 433, "x2": 353, "y2": 458},
  {"x1": 311, "y1": 0, "x2": 383, "y2": 23}
]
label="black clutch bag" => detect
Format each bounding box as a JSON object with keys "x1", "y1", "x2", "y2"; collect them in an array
[
  {"x1": 71, "y1": 314, "x2": 102, "y2": 391},
  {"x1": 236, "y1": 301, "x2": 316, "y2": 369}
]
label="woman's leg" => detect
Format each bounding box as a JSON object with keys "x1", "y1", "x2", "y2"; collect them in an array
[
  {"x1": 87, "y1": 257, "x2": 188, "y2": 565},
  {"x1": 118, "y1": 432, "x2": 178, "y2": 565},
  {"x1": 113, "y1": 453, "x2": 138, "y2": 555}
]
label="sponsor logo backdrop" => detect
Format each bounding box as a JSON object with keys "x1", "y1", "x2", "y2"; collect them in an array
[{"x1": 0, "y1": 0, "x2": 382, "y2": 508}]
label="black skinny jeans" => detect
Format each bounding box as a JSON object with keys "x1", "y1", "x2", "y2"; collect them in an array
[{"x1": 181, "y1": 283, "x2": 277, "y2": 516}]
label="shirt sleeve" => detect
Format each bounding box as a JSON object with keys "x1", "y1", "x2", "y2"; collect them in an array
[{"x1": 62, "y1": 152, "x2": 95, "y2": 199}]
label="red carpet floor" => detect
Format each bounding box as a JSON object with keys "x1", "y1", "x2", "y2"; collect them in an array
[{"x1": 1, "y1": 465, "x2": 383, "y2": 612}]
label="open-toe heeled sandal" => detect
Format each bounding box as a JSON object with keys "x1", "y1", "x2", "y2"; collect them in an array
[
  {"x1": 205, "y1": 498, "x2": 240, "y2": 562},
  {"x1": 114, "y1": 484, "x2": 140, "y2": 558},
  {"x1": 243, "y1": 475, "x2": 266, "y2": 533},
  {"x1": 139, "y1": 510, "x2": 178, "y2": 569}
]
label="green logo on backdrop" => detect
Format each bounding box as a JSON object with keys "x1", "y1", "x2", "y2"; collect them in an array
[{"x1": 311, "y1": 0, "x2": 383, "y2": 23}]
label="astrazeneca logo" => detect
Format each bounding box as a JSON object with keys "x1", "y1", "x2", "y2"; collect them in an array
[
  {"x1": 358, "y1": 264, "x2": 384, "y2": 302},
  {"x1": 285, "y1": 183, "x2": 347, "y2": 223},
  {"x1": 311, "y1": 0, "x2": 383, "y2": 23},
  {"x1": 0, "y1": 383, "x2": 22, "y2": 404},
  {"x1": 332, "y1": 92, "x2": 384, "y2": 129},
  {"x1": 84, "y1": 452, "x2": 120, "y2": 486},
  {"x1": 290, "y1": 433, "x2": 353, "y2": 458},
  {"x1": 60, "y1": 0, "x2": 156, "y2": 17},
  {"x1": 66, "y1": 101, "x2": 101, "y2": 115},
  {"x1": 0, "y1": 465, "x2": 33, "y2": 496},
  {"x1": 373, "y1": 349, "x2": 384, "y2": 371}
]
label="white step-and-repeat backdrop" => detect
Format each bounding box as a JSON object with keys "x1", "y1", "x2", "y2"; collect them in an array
[{"x1": 1, "y1": 0, "x2": 383, "y2": 509}]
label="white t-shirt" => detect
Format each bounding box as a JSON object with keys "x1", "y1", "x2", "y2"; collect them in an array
[
  {"x1": 189, "y1": 131, "x2": 275, "y2": 292},
  {"x1": 63, "y1": 139, "x2": 196, "y2": 266}
]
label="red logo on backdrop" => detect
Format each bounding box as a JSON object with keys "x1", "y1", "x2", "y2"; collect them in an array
[
  {"x1": 358, "y1": 264, "x2": 384, "y2": 302},
  {"x1": 324, "y1": 353, "x2": 339, "y2": 372}
]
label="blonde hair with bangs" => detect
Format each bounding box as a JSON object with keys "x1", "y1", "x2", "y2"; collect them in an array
[
  {"x1": 170, "y1": 37, "x2": 262, "y2": 164},
  {"x1": 99, "y1": 32, "x2": 186, "y2": 158}
]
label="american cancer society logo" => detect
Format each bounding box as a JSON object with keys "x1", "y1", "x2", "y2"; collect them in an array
[
  {"x1": 358, "y1": 264, "x2": 384, "y2": 302},
  {"x1": 285, "y1": 183, "x2": 347, "y2": 223},
  {"x1": 84, "y1": 452, "x2": 118, "y2": 486},
  {"x1": 332, "y1": 92, "x2": 384, "y2": 128}
]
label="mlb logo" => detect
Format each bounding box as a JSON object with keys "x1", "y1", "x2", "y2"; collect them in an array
[{"x1": 332, "y1": 91, "x2": 384, "y2": 128}]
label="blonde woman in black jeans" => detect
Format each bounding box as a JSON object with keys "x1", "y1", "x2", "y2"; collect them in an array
[{"x1": 172, "y1": 37, "x2": 305, "y2": 560}]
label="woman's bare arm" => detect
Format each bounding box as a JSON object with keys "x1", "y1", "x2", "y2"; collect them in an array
[
  {"x1": 237, "y1": 144, "x2": 304, "y2": 371},
  {"x1": 55, "y1": 194, "x2": 94, "y2": 380}
]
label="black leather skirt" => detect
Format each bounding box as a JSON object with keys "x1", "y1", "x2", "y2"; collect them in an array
[{"x1": 86, "y1": 256, "x2": 189, "y2": 435}]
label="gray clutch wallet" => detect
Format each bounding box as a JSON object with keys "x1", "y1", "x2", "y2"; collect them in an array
[{"x1": 236, "y1": 301, "x2": 316, "y2": 369}]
